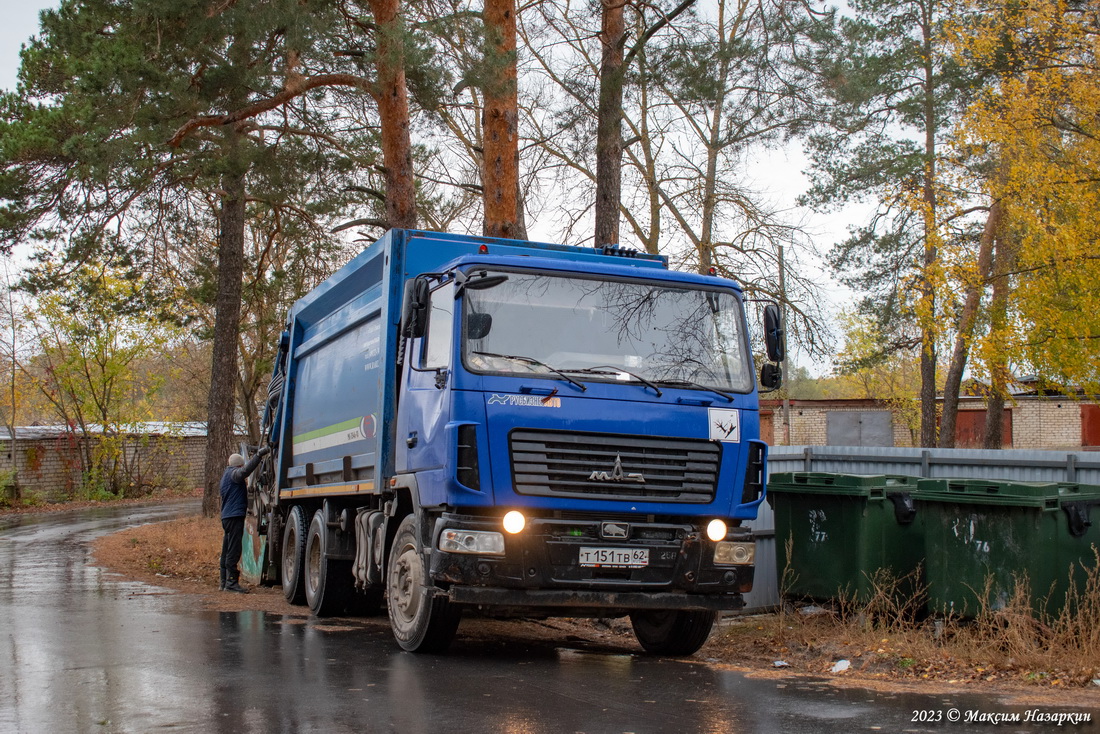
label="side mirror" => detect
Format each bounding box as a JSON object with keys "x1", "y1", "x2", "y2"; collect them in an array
[
  {"x1": 760, "y1": 363, "x2": 782, "y2": 390},
  {"x1": 467, "y1": 312, "x2": 493, "y2": 340},
  {"x1": 401, "y1": 277, "x2": 431, "y2": 339},
  {"x1": 763, "y1": 303, "x2": 786, "y2": 363}
]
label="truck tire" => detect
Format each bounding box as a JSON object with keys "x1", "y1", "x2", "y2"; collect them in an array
[
  {"x1": 281, "y1": 505, "x2": 309, "y2": 605},
  {"x1": 304, "y1": 510, "x2": 353, "y2": 617},
  {"x1": 386, "y1": 515, "x2": 461, "y2": 653},
  {"x1": 629, "y1": 609, "x2": 717, "y2": 656}
]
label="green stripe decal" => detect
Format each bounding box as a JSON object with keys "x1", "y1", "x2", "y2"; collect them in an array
[{"x1": 293, "y1": 418, "x2": 362, "y2": 445}]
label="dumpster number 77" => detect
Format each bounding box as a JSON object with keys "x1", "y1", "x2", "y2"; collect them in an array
[{"x1": 809, "y1": 510, "x2": 828, "y2": 543}]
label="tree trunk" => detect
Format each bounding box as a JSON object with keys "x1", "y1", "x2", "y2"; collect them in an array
[
  {"x1": 482, "y1": 0, "x2": 520, "y2": 239},
  {"x1": 938, "y1": 200, "x2": 1000, "y2": 447},
  {"x1": 202, "y1": 161, "x2": 247, "y2": 517},
  {"x1": 514, "y1": 176, "x2": 528, "y2": 239},
  {"x1": 638, "y1": 85, "x2": 661, "y2": 255},
  {"x1": 594, "y1": 0, "x2": 625, "y2": 247},
  {"x1": 984, "y1": 229, "x2": 1017, "y2": 449},
  {"x1": 3, "y1": 280, "x2": 19, "y2": 497},
  {"x1": 369, "y1": 0, "x2": 417, "y2": 229},
  {"x1": 239, "y1": 365, "x2": 261, "y2": 446},
  {"x1": 918, "y1": 0, "x2": 939, "y2": 448},
  {"x1": 697, "y1": 0, "x2": 734, "y2": 274}
]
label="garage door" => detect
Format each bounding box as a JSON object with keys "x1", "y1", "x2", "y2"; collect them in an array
[{"x1": 826, "y1": 411, "x2": 894, "y2": 447}]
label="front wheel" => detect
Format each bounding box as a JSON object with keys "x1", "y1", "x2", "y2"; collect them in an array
[
  {"x1": 386, "y1": 515, "x2": 461, "y2": 653},
  {"x1": 629, "y1": 609, "x2": 717, "y2": 656}
]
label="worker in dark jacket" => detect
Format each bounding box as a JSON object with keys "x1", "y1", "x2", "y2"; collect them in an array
[{"x1": 220, "y1": 446, "x2": 270, "y2": 593}]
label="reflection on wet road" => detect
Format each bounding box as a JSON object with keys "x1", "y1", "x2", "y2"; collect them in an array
[{"x1": 0, "y1": 503, "x2": 1094, "y2": 733}]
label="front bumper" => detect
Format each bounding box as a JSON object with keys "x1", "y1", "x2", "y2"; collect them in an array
[{"x1": 429, "y1": 513, "x2": 754, "y2": 612}]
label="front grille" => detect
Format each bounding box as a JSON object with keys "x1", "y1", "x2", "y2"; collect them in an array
[{"x1": 510, "y1": 430, "x2": 720, "y2": 503}]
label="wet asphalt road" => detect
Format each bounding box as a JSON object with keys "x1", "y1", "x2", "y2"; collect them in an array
[{"x1": 1, "y1": 502, "x2": 1096, "y2": 734}]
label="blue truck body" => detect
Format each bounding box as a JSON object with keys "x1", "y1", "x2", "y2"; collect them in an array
[{"x1": 247, "y1": 229, "x2": 778, "y2": 653}]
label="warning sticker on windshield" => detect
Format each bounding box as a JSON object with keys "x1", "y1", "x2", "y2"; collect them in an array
[
  {"x1": 708, "y1": 408, "x2": 740, "y2": 442},
  {"x1": 488, "y1": 394, "x2": 562, "y2": 408}
]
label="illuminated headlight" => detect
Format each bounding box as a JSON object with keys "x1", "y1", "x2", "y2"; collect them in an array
[
  {"x1": 439, "y1": 529, "x2": 505, "y2": 555},
  {"x1": 713, "y1": 541, "x2": 755, "y2": 566},
  {"x1": 706, "y1": 519, "x2": 728, "y2": 542},
  {"x1": 502, "y1": 510, "x2": 526, "y2": 534}
]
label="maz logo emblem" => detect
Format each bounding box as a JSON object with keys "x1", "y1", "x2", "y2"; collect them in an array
[{"x1": 588, "y1": 453, "x2": 645, "y2": 483}]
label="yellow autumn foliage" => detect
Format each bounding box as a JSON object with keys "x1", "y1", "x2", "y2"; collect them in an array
[{"x1": 952, "y1": 0, "x2": 1100, "y2": 392}]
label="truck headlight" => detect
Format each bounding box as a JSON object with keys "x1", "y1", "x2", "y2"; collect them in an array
[
  {"x1": 713, "y1": 541, "x2": 754, "y2": 566},
  {"x1": 503, "y1": 510, "x2": 526, "y2": 534},
  {"x1": 439, "y1": 529, "x2": 505, "y2": 555}
]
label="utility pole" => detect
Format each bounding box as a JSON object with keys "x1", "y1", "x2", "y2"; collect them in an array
[{"x1": 778, "y1": 244, "x2": 791, "y2": 445}]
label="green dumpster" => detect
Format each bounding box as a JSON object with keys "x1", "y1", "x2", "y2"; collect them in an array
[
  {"x1": 917, "y1": 478, "x2": 1100, "y2": 618},
  {"x1": 767, "y1": 472, "x2": 925, "y2": 604}
]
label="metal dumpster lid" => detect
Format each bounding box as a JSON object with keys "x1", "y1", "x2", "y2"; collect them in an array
[
  {"x1": 767, "y1": 472, "x2": 917, "y2": 497},
  {"x1": 914, "y1": 478, "x2": 1100, "y2": 508}
]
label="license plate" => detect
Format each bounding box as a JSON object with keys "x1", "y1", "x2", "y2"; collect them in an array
[{"x1": 579, "y1": 547, "x2": 649, "y2": 568}]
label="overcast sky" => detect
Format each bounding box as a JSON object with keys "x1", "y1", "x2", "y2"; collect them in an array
[{"x1": 1, "y1": 0, "x2": 57, "y2": 92}]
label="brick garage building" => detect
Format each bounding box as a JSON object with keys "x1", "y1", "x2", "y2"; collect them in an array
[
  {"x1": 761, "y1": 396, "x2": 1100, "y2": 450},
  {"x1": 0, "y1": 423, "x2": 220, "y2": 503}
]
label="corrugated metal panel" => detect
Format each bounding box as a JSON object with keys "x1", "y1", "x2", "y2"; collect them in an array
[
  {"x1": 742, "y1": 497, "x2": 777, "y2": 611},
  {"x1": 743, "y1": 445, "x2": 1100, "y2": 612},
  {"x1": 767, "y1": 445, "x2": 1100, "y2": 484}
]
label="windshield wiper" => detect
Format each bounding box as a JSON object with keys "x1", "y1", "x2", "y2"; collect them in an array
[
  {"x1": 563, "y1": 366, "x2": 663, "y2": 397},
  {"x1": 471, "y1": 351, "x2": 587, "y2": 392},
  {"x1": 653, "y1": 379, "x2": 735, "y2": 402}
]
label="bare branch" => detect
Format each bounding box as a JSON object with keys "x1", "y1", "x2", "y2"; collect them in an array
[
  {"x1": 168, "y1": 73, "x2": 377, "y2": 148},
  {"x1": 332, "y1": 217, "x2": 387, "y2": 233}
]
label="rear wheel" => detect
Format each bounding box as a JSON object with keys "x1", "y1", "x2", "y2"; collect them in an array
[
  {"x1": 281, "y1": 505, "x2": 308, "y2": 605},
  {"x1": 629, "y1": 609, "x2": 717, "y2": 656},
  {"x1": 387, "y1": 515, "x2": 461, "y2": 653},
  {"x1": 304, "y1": 510, "x2": 354, "y2": 616}
]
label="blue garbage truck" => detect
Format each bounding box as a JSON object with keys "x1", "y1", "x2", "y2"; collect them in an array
[{"x1": 243, "y1": 228, "x2": 784, "y2": 654}]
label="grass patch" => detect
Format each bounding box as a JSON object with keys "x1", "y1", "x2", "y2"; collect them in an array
[
  {"x1": 94, "y1": 515, "x2": 222, "y2": 584},
  {"x1": 717, "y1": 547, "x2": 1100, "y2": 689}
]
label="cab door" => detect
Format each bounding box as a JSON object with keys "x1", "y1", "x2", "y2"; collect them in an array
[{"x1": 395, "y1": 280, "x2": 454, "y2": 473}]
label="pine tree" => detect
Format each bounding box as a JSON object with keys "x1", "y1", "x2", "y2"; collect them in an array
[
  {"x1": 804, "y1": 0, "x2": 975, "y2": 446},
  {"x1": 1, "y1": 0, "x2": 372, "y2": 514}
]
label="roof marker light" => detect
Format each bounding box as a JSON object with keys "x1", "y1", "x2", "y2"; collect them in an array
[{"x1": 479, "y1": 244, "x2": 489, "y2": 254}]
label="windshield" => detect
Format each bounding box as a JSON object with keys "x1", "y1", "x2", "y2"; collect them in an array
[{"x1": 461, "y1": 270, "x2": 753, "y2": 393}]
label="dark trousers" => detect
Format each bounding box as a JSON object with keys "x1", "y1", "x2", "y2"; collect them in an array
[{"x1": 220, "y1": 516, "x2": 246, "y2": 584}]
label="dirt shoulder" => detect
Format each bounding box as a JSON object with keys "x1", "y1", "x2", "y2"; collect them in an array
[{"x1": 86, "y1": 509, "x2": 1100, "y2": 708}]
